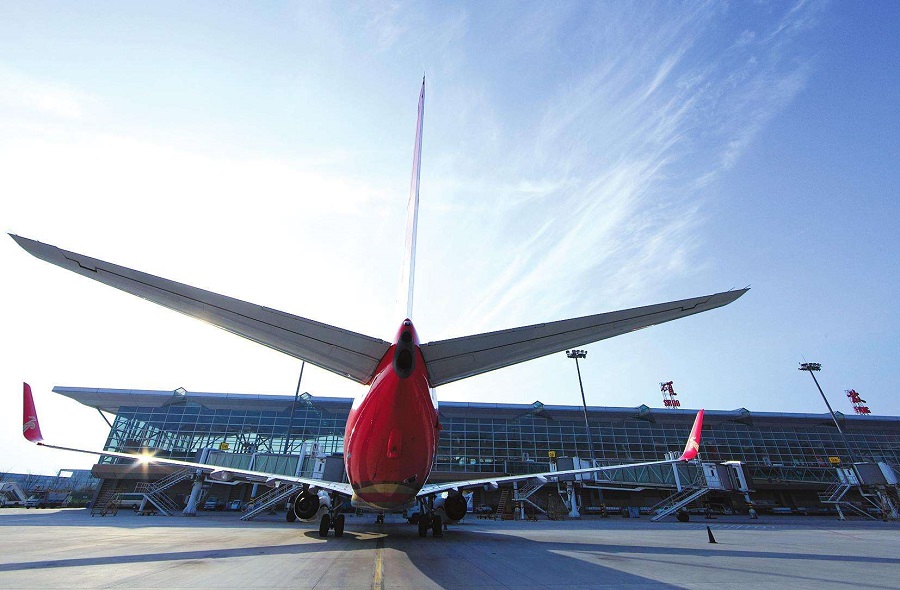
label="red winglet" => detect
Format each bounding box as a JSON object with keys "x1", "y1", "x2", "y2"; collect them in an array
[
  {"x1": 678, "y1": 409, "x2": 703, "y2": 461},
  {"x1": 23, "y1": 383, "x2": 44, "y2": 443}
]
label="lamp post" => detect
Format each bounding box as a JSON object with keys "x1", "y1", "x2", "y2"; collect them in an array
[
  {"x1": 566, "y1": 349, "x2": 595, "y2": 461},
  {"x1": 798, "y1": 362, "x2": 858, "y2": 465}
]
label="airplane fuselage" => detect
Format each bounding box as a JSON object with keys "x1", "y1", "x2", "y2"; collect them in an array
[{"x1": 344, "y1": 319, "x2": 439, "y2": 510}]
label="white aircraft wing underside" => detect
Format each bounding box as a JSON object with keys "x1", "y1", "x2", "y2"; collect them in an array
[
  {"x1": 40, "y1": 440, "x2": 354, "y2": 497},
  {"x1": 417, "y1": 458, "x2": 681, "y2": 499},
  {"x1": 419, "y1": 289, "x2": 748, "y2": 387},
  {"x1": 11, "y1": 235, "x2": 391, "y2": 384}
]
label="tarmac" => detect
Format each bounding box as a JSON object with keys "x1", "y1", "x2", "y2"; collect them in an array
[{"x1": 0, "y1": 508, "x2": 898, "y2": 589}]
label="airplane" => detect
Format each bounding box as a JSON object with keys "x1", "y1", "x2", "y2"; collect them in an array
[{"x1": 14, "y1": 78, "x2": 742, "y2": 538}]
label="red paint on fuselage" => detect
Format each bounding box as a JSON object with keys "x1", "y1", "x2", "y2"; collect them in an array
[{"x1": 344, "y1": 320, "x2": 438, "y2": 510}]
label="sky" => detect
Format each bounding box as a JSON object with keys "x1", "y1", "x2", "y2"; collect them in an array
[{"x1": 1, "y1": 1, "x2": 898, "y2": 476}]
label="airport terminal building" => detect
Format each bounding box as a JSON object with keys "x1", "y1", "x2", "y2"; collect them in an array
[{"x1": 54, "y1": 386, "x2": 900, "y2": 516}]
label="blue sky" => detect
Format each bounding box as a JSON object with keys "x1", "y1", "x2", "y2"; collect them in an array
[{"x1": 2, "y1": 1, "x2": 898, "y2": 475}]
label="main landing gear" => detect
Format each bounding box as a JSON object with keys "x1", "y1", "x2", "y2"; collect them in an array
[
  {"x1": 318, "y1": 493, "x2": 345, "y2": 538},
  {"x1": 416, "y1": 498, "x2": 444, "y2": 538}
]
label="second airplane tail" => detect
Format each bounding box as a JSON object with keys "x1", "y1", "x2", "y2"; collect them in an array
[
  {"x1": 22, "y1": 383, "x2": 44, "y2": 443},
  {"x1": 678, "y1": 408, "x2": 704, "y2": 461}
]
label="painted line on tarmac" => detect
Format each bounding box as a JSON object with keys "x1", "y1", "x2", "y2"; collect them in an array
[{"x1": 372, "y1": 536, "x2": 384, "y2": 590}]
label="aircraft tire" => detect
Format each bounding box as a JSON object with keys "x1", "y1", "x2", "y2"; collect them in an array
[
  {"x1": 319, "y1": 513, "x2": 331, "y2": 537},
  {"x1": 432, "y1": 515, "x2": 443, "y2": 538},
  {"x1": 418, "y1": 516, "x2": 429, "y2": 537},
  {"x1": 334, "y1": 513, "x2": 345, "y2": 537}
]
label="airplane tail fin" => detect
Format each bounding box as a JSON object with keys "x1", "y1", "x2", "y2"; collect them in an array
[
  {"x1": 397, "y1": 76, "x2": 425, "y2": 320},
  {"x1": 678, "y1": 409, "x2": 704, "y2": 461},
  {"x1": 23, "y1": 383, "x2": 44, "y2": 443}
]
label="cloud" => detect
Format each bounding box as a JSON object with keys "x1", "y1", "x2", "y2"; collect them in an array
[
  {"x1": 425, "y1": 2, "x2": 820, "y2": 335},
  {"x1": 0, "y1": 65, "x2": 95, "y2": 120}
]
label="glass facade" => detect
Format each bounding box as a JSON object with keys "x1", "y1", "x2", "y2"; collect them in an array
[
  {"x1": 55, "y1": 387, "x2": 900, "y2": 478},
  {"x1": 101, "y1": 399, "x2": 346, "y2": 462}
]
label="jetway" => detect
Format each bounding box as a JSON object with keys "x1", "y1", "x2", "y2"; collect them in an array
[{"x1": 651, "y1": 461, "x2": 752, "y2": 522}]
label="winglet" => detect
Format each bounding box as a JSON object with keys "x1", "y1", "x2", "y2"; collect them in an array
[
  {"x1": 23, "y1": 383, "x2": 44, "y2": 443},
  {"x1": 678, "y1": 409, "x2": 703, "y2": 461}
]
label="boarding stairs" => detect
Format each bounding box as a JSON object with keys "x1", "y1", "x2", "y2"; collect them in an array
[
  {"x1": 649, "y1": 486, "x2": 710, "y2": 522},
  {"x1": 514, "y1": 479, "x2": 548, "y2": 517},
  {"x1": 90, "y1": 480, "x2": 122, "y2": 517},
  {"x1": 134, "y1": 468, "x2": 195, "y2": 516},
  {"x1": 240, "y1": 483, "x2": 302, "y2": 521},
  {"x1": 818, "y1": 482, "x2": 879, "y2": 520}
]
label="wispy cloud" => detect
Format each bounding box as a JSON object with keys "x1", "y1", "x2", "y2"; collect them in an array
[
  {"x1": 424, "y1": 2, "x2": 821, "y2": 334},
  {"x1": 0, "y1": 66, "x2": 95, "y2": 120}
]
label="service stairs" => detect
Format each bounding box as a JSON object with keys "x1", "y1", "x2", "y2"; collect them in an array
[
  {"x1": 91, "y1": 479, "x2": 123, "y2": 516},
  {"x1": 650, "y1": 486, "x2": 710, "y2": 522},
  {"x1": 514, "y1": 479, "x2": 548, "y2": 516},
  {"x1": 496, "y1": 490, "x2": 513, "y2": 519},
  {"x1": 241, "y1": 484, "x2": 302, "y2": 521},
  {"x1": 133, "y1": 467, "x2": 195, "y2": 516},
  {"x1": 818, "y1": 482, "x2": 880, "y2": 520}
]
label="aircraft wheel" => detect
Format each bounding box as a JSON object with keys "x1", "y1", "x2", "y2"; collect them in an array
[
  {"x1": 286, "y1": 507, "x2": 297, "y2": 522},
  {"x1": 432, "y1": 515, "x2": 443, "y2": 538},
  {"x1": 418, "y1": 516, "x2": 429, "y2": 537},
  {"x1": 318, "y1": 513, "x2": 331, "y2": 537},
  {"x1": 407, "y1": 513, "x2": 420, "y2": 525},
  {"x1": 334, "y1": 513, "x2": 345, "y2": 537}
]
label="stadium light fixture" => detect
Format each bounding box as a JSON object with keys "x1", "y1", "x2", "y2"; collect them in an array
[{"x1": 566, "y1": 350, "x2": 595, "y2": 461}]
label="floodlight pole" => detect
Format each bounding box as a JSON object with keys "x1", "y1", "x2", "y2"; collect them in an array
[
  {"x1": 798, "y1": 362, "x2": 858, "y2": 465},
  {"x1": 566, "y1": 350, "x2": 596, "y2": 462},
  {"x1": 284, "y1": 361, "x2": 305, "y2": 455}
]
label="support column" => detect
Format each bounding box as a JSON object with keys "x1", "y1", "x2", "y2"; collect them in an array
[
  {"x1": 566, "y1": 482, "x2": 580, "y2": 518},
  {"x1": 182, "y1": 474, "x2": 204, "y2": 516}
]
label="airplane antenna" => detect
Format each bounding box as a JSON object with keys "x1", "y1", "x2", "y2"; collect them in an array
[{"x1": 398, "y1": 76, "x2": 425, "y2": 319}]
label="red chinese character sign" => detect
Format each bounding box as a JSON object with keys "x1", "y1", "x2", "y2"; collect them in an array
[
  {"x1": 846, "y1": 389, "x2": 870, "y2": 415},
  {"x1": 661, "y1": 381, "x2": 680, "y2": 408}
]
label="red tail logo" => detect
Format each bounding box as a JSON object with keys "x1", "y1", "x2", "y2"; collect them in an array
[
  {"x1": 678, "y1": 409, "x2": 704, "y2": 461},
  {"x1": 22, "y1": 383, "x2": 44, "y2": 443}
]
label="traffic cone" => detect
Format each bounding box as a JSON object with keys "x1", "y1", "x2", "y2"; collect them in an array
[{"x1": 706, "y1": 526, "x2": 717, "y2": 544}]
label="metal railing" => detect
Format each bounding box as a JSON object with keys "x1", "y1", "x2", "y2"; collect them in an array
[{"x1": 240, "y1": 484, "x2": 302, "y2": 521}]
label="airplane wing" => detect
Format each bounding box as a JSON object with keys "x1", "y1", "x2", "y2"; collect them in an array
[
  {"x1": 10, "y1": 235, "x2": 391, "y2": 384},
  {"x1": 22, "y1": 383, "x2": 353, "y2": 497},
  {"x1": 420, "y1": 290, "x2": 747, "y2": 386},
  {"x1": 417, "y1": 409, "x2": 704, "y2": 498}
]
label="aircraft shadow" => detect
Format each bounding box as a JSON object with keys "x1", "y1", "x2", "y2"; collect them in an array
[{"x1": 1, "y1": 513, "x2": 897, "y2": 588}]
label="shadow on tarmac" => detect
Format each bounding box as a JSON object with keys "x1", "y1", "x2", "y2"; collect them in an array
[{"x1": 1, "y1": 510, "x2": 898, "y2": 588}]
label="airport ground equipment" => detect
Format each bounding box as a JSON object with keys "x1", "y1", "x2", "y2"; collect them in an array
[
  {"x1": 651, "y1": 461, "x2": 751, "y2": 521},
  {"x1": 650, "y1": 486, "x2": 711, "y2": 522},
  {"x1": 496, "y1": 490, "x2": 512, "y2": 520},
  {"x1": 818, "y1": 463, "x2": 899, "y2": 520},
  {"x1": 134, "y1": 467, "x2": 194, "y2": 516},
  {"x1": 0, "y1": 482, "x2": 27, "y2": 507},
  {"x1": 241, "y1": 483, "x2": 303, "y2": 521},
  {"x1": 90, "y1": 479, "x2": 123, "y2": 516},
  {"x1": 513, "y1": 478, "x2": 548, "y2": 518}
]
